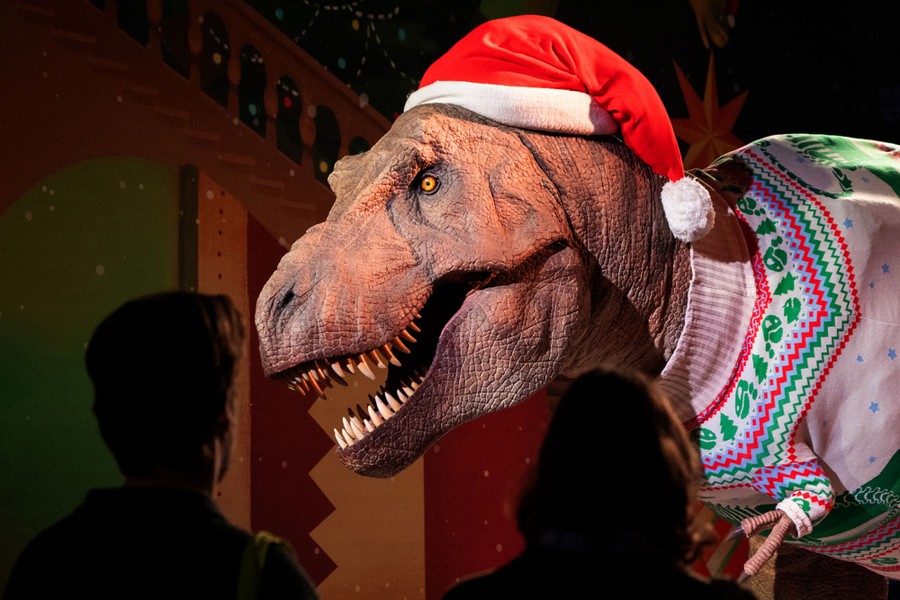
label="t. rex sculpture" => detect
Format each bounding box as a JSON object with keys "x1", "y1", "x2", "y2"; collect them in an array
[{"x1": 255, "y1": 15, "x2": 900, "y2": 593}]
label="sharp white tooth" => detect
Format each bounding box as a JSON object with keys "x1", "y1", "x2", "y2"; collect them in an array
[
  {"x1": 328, "y1": 369, "x2": 348, "y2": 386},
  {"x1": 344, "y1": 358, "x2": 356, "y2": 373},
  {"x1": 342, "y1": 427, "x2": 356, "y2": 445},
  {"x1": 350, "y1": 417, "x2": 367, "y2": 440},
  {"x1": 375, "y1": 395, "x2": 394, "y2": 420},
  {"x1": 337, "y1": 426, "x2": 354, "y2": 446},
  {"x1": 334, "y1": 428, "x2": 348, "y2": 449},
  {"x1": 324, "y1": 362, "x2": 347, "y2": 386},
  {"x1": 402, "y1": 385, "x2": 415, "y2": 397},
  {"x1": 367, "y1": 350, "x2": 386, "y2": 369},
  {"x1": 400, "y1": 329, "x2": 417, "y2": 343},
  {"x1": 392, "y1": 336, "x2": 411, "y2": 354},
  {"x1": 363, "y1": 418, "x2": 375, "y2": 433},
  {"x1": 331, "y1": 361, "x2": 346, "y2": 378},
  {"x1": 395, "y1": 388, "x2": 407, "y2": 401},
  {"x1": 309, "y1": 369, "x2": 320, "y2": 381},
  {"x1": 357, "y1": 354, "x2": 376, "y2": 380},
  {"x1": 409, "y1": 321, "x2": 421, "y2": 332},
  {"x1": 382, "y1": 344, "x2": 402, "y2": 367},
  {"x1": 316, "y1": 362, "x2": 329, "y2": 381},
  {"x1": 385, "y1": 391, "x2": 403, "y2": 411},
  {"x1": 368, "y1": 405, "x2": 384, "y2": 426},
  {"x1": 307, "y1": 375, "x2": 324, "y2": 396},
  {"x1": 342, "y1": 417, "x2": 358, "y2": 440},
  {"x1": 415, "y1": 312, "x2": 422, "y2": 319},
  {"x1": 301, "y1": 371, "x2": 310, "y2": 381},
  {"x1": 410, "y1": 379, "x2": 420, "y2": 390}
]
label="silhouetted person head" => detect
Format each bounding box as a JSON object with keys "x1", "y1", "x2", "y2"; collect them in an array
[
  {"x1": 516, "y1": 365, "x2": 713, "y2": 566},
  {"x1": 85, "y1": 291, "x2": 245, "y2": 484},
  {"x1": 5, "y1": 291, "x2": 321, "y2": 599}
]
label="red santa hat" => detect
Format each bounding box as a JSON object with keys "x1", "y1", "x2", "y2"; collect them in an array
[{"x1": 404, "y1": 14, "x2": 714, "y2": 243}]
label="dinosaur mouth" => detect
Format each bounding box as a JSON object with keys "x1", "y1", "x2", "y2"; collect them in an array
[
  {"x1": 273, "y1": 275, "x2": 485, "y2": 450},
  {"x1": 272, "y1": 240, "x2": 568, "y2": 452}
]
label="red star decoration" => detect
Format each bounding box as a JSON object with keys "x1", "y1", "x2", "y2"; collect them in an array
[{"x1": 671, "y1": 53, "x2": 748, "y2": 170}]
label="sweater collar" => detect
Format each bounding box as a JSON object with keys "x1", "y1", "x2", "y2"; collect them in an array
[{"x1": 658, "y1": 178, "x2": 756, "y2": 424}]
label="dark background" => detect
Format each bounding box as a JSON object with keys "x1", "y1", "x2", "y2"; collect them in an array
[{"x1": 244, "y1": 0, "x2": 900, "y2": 160}]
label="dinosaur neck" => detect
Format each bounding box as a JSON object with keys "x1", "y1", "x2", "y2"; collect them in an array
[
  {"x1": 516, "y1": 131, "x2": 693, "y2": 377},
  {"x1": 568, "y1": 140, "x2": 692, "y2": 375}
]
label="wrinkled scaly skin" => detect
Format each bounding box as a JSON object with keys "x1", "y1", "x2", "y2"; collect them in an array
[{"x1": 256, "y1": 103, "x2": 691, "y2": 477}]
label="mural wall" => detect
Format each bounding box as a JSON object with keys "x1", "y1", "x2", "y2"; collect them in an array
[{"x1": 0, "y1": 158, "x2": 182, "y2": 568}]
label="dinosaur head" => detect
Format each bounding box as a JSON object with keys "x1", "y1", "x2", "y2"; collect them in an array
[
  {"x1": 255, "y1": 15, "x2": 700, "y2": 478},
  {"x1": 255, "y1": 104, "x2": 592, "y2": 477}
]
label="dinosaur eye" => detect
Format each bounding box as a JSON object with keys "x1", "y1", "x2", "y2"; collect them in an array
[{"x1": 419, "y1": 174, "x2": 439, "y2": 194}]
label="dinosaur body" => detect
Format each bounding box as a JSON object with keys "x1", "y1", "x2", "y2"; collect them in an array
[
  {"x1": 667, "y1": 134, "x2": 900, "y2": 577},
  {"x1": 255, "y1": 99, "x2": 900, "y2": 582}
]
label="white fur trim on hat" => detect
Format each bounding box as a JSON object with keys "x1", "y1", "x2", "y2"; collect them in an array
[
  {"x1": 660, "y1": 176, "x2": 714, "y2": 243},
  {"x1": 404, "y1": 81, "x2": 620, "y2": 136}
]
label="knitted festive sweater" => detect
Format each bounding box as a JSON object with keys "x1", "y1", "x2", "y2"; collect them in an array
[{"x1": 659, "y1": 134, "x2": 900, "y2": 579}]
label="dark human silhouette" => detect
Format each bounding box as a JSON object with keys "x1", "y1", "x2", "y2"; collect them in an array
[
  {"x1": 3, "y1": 291, "x2": 319, "y2": 600},
  {"x1": 442, "y1": 365, "x2": 757, "y2": 599}
]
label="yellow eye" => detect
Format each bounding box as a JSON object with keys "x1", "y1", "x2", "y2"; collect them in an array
[{"x1": 419, "y1": 174, "x2": 439, "y2": 193}]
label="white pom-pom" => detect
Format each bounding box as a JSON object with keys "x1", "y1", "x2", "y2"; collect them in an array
[{"x1": 660, "y1": 177, "x2": 714, "y2": 242}]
